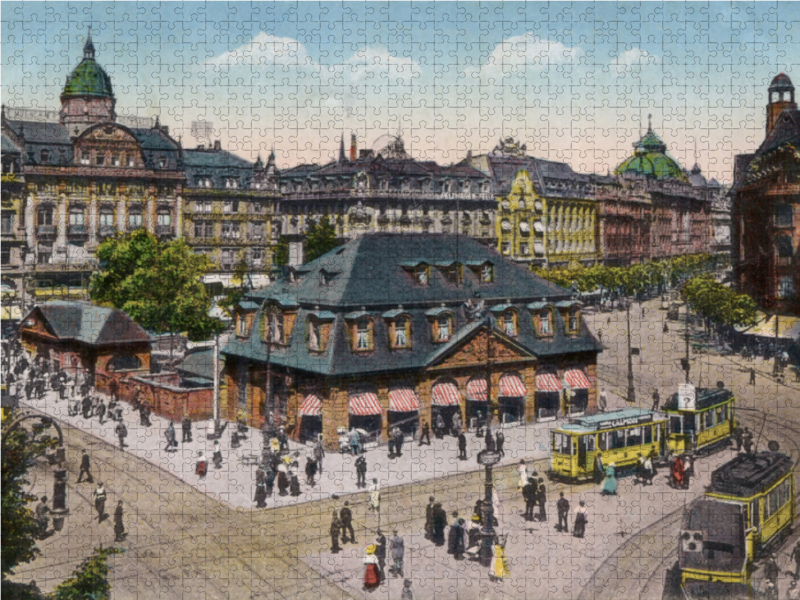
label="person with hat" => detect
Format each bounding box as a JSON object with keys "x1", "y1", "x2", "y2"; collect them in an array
[
  {"x1": 401, "y1": 579, "x2": 415, "y2": 600},
  {"x1": 329, "y1": 509, "x2": 341, "y2": 553},
  {"x1": 537, "y1": 478, "x2": 548, "y2": 522},
  {"x1": 196, "y1": 451, "x2": 207, "y2": 478},
  {"x1": 602, "y1": 464, "x2": 618, "y2": 496},
  {"x1": 457, "y1": 431, "x2": 467, "y2": 460},
  {"x1": 368, "y1": 478, "x2": 381, "y2": 513},
  {"x1": 113, "y1": 501, "x2": 125, "y2": 542},
  {"x1": 93, "y1": 483, "x2": 107, "y2": 522},
  {"x1": 389, "y1": 530, "x2": 404, "y2": 577},
  {"x1": 490, "y1": 535, "x2": 510, "y2": 582},
  {"x1": 77, "y1": 449, "x2": 93, "y2": 483},
  {"x1": 432, "y1": 502, "x2": 447, "y2": 546},
  {"x1": 790, "y1": 540, "x2": 800, "y2": 578},
  {"x1": 522, "y1": 477, "x2": 537, "y2": 521},
  {"x1": 424, "y1": 496, "x2": 436, "y2": 540},
  {"x1": 340, "y1": 502, "x2": 355, "y2": 544},
  {"x1": 314, "y1": 435, "x2": 325, "y2": 475},
  {"x1": 573, "y1": 500, "x2": 588, "y2": 538},
  {"x1": 419, "y1": 419, "x2": 431, "y2": 446},
  {"x1": 447, "y1": 511, "x2": 461, "y2": 556},
  {"x1": 375, "y1": 529, "x2": 387, "y2": 582},
  {"x1": 362, "y1": 544, "x2": 380, "y2": 590},
  {"x1": 556, "y1": 491, "x2": 570, "y2": 533}
]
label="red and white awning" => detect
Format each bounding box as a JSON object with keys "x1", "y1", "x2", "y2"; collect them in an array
[
  {"x1": 499, "y1": 374, "x2": 527, "y2": 397},
  {"x1": 431, "y1": 381, "x2": 461, "y2": 406},
  {"x1": 564, "y1": 369, "x2": 591, "y2": 389},
  {"x1": 536, "y1": 373, "x2": 562, "y2": 392},
  {"x1": 466, "y1": 377, "x2": 488, "y2": 402},
  {"x1": 349, "y1": 391, "x2": 383, "y2": 416},
  {"x1": 389, "y1": 388, "x2": 421, "y2": 412},
  {"x1": 299, "y1": 393, "x2": 322, "y2": 417}
]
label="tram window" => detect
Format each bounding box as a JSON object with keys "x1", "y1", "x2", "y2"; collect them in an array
[
  {"x1": 765, "y1": 479, "x2": 792, "y2": 520},
  {"x1": 683, "y1": 414, "x2": 696, "y2": 433},
  {"x1": 750, "y1": 500, "x2": 760, "y2": 529},
  {"x1": 599, "y1": 432, "x2": 609, "y2": 451},
  {"x1": 720, "y1": 405, "x2": 728, "y2": 422},
  {"x1": 583, "y1": 435, "x2": 596, "y2": 452},
  {"x1": 705, "y1": 410, "x2": 715, "y2": 429},
  {"x1": 554, "y1": 433, "x2": 572, "y2": 455},
  {"x1": 626, "y1": 427, "x2": 643, "y2": 447},
  {"x1": 670, "y1": 416, "x2": 682, "y2": 434},
  {"x1": 644, "y1": 425, "x2": 653, "y2": 444},
  {"x1": 608, "y1": 430, "x2": 626, "y2": 450}
]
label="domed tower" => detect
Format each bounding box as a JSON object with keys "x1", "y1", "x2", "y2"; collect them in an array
[
  {"x1": 614, "y1": 115, "x2": 687, "y2": 181},
  {"x1": 766, "y1": 73, "x2": 795, "y2": 134},
  {"x1": 59, "y1": 29, "x2": 116, "y2": 134}
]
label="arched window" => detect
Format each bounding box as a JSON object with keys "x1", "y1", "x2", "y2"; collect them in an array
[
  {"x1": 437, "y1": 314, "x2": 452, "y2": 341},
  {"x1": 392, "y1": 317, "x2": 411, "y2": 349},
  {"x1": 69, "y1": 207, "x2": 85, "y2": 226},
  {"x1": 38, "y1": 207, "x2": 54, "y2": 226},
  {"x1": 308, "y1": 318, "x2": 321, "y2": 351}
]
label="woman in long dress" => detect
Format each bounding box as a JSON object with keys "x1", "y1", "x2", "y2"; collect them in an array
[
  {"x1": 363, "y1": 545, "x2": 380, "y2": 590},
  {"x1": 573, "y1": 500, "x2": 588, "y2": 538},
  {"x1": 517, "y1": 460, "x2": 527, "y2": 490},
  {"x1": 490, "y1": 537, "x2": 510, "y2": 581},
  {"x1": 601, "y1": 464, "x2": 617, "y2": 496}
]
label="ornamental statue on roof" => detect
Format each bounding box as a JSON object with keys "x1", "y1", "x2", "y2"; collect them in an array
[
  {"x1": 375, "y1": 135, "x2": 411, "y2": 160},
  {"x1": 492, "y1": 136, "x2": 527, "y2": 157}
]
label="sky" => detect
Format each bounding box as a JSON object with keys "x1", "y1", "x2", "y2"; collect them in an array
[{"x1": 3, "y1": 1, "x2": 800, "y2": 183}]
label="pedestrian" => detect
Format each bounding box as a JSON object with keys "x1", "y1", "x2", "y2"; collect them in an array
[
  {"x1": 743, "y1": 429, "x2": 755, "y2": 454},
  {"x1": 597, "y1": 330, "x2": 603, "y2": 343},
  {"x1": 425, "y1": 496, "x2": 436, "y2": 540},
  {"x1": 330, "y1": 510, "x2": 341, "y2": 553},
  {"x1": 790, "y1": 540, "x2": 800, "y2": 578},
  {"x1": 457, "y1": 431, "x2": 467, "y2": 460},
  {"x1": 356, "y1": 454, "x2": 367, "y2": 488},
  {"x1": 115, "y1": 421, "x2": 128, "y2": 449},
  {"x1": 573, "y1": 500, "x2": 588, "y2": 538},
  {"x1": 401, "y1": 579, "x2": 415, "y2": 600},
  {"x1": 305, "y1": 455, "x2": 318, "y2": 486},
  {"x1": 363, "y1": 545, "x2": 380, "y2": 591},
  {"x1": 314, "y1": 435, "x2": 325, "y2": 475},
  {"x1": 95, "y1": 398, "x2": 106, "y2": 424},
  {"x1": 82, "y1": 394, "x2": 92, "y2": 419},
  {"x1": 93, "y1": 483, "x2": 107, "y2": 522},
  {"x1": 388, "y1": 429, "x2": 395, "y2": 457},
  {"x1": 212, "y1": 440, "x2": 223, "y2": 469},
  {"x1": 538, "y1": 478, "x2": 547, "y2": 522},
  {"x1": 788, "y1": 578, "x2": 800, "y2": 600},
  {"x1": 350, "y1": 428, "x2": 361, "y2": 455},
  {"x1": 602, "y1": 464, "x2": 618, "y2": 496},
  {"x1": 523, "y1": 477, "x2": 537, "y2": 521},
  {"x1": 447, "y1": 511, "x2": 460, "y2": 555},
  {"x1": 764, "y1": 553, "x2": 780, "y2": 587},
  {"x1": 598, "y1": 388, "x2": 607, "y2": 412},
  {"x1": 340, "y1": 502, "x2": 355, "y2": 544},
  {"x1": 750, "y1": 367, "x2": 756, "y2": 385},
  {"x1": 109, "y1": 378, "x2": 119, "y2": 403},
  {"x1": 490, "y1": 535, "x2": 510, "y2": 582},
  {"x1": 485, "y1": 426, "x2": 496, "y2": 452},
  {"x1": 165, "y1": 422, "x2": 178, "y2": 452},
  {"x1": 368, "y1": 478, "x2": 381, "y2": 513},
  {"x1": 517, "y1": 460, "x2": 527, "y2": 490},
  {"x1": 289, "y1": 470, "x2": 301, "y2": 496},
  {"x1": 254, "y1": 466, "x2": 268, "y2": 508},
  {"x1": 35, "y1": 496, "x2": 50, "y2": 538},
  {"x1": 277, "y1": 427, "x2": 288, "y2": 452},
  {"x1": 556, "y1": 491, "x2": 569, "y2": 533},
  {"x1": 651, "y1": 388, "x2": 660, "y2": 411},
  {"x1": 643, "y1": 454, "x2": 655, "y2": 486},
  {"x1": 375, "y1": 529, "x2": 387, "y2": 582},
  {"x1": 594, "y1": 452, "x2": 605, "y2": 485},
  {"x1": 265, "y1": 464, "x2": 276, "y2": 498},
  {"x1": 389, "y1": 530, "x2": 404, "y2": 577},
  {"x1": 196, "y1": 451, "x2": 207, "y2": 478},
  {"x1": 495, "y1": 429, "x2": 505, "y2": 457},
  {"x1": 734, "y1": 426, "x2": 743, "y2": 452},
  {"x1": 77, "y1": 449, "x2": 93, "y2": 483},
  {"x1": 182, "y1": 415, "x2": 192, "y2": 443},
  {"x1": 419, "y1": 419, "x2": 431, "y2": 445},
  {"x1": 432, "y1": 502, "x2": 447, "y2": 546},
  {"x1": 663, "y1": 321, "x2": 669, "y2": 334},
  {"x1": 683, "y1": 454, "x2": 694, "y2": 487},
  {"x1": 395, "y1": 428, "x2": 404, "y2": 457},
  {"x1": 433, "y1": 413, "x2": 444, "y2": 439},
  {"x1": 113, "y1": 501, "x2": 125, "y2": 542}
]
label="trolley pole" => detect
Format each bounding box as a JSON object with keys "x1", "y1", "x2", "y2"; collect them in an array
[
  {"x1": 626, "y1": 300, "x2": 636, "y2": 403},
  {"x1": 684, "y1": 305, "x2": 691, "y2": 384}
]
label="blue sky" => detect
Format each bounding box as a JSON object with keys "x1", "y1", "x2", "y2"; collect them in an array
[{"x1": 3, "y1": 1, "x2": 800, "y2": 182}]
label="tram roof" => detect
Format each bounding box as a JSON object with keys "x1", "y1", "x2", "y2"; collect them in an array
[
  {"x1": 558, "y1": 407, "x2": 665, "y2": 433},
  {"x1": 709, "y1": 451, "x2": 793, "y2": 498},
  {"x1": 680, "y1": 499, "x2": 746, "y2": 573},
  {"x1": 662, "y1": 387, "x2": 734, "y2": 412}
]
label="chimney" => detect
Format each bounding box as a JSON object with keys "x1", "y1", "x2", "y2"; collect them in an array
[
  {"x1": 214, "y1": 140, "x2": 222, "y2": 151},
  {"x1": 197, "y1": 144, "x2": 205, "y2": 150},
  {"x1": 350, "y1": 134, "x2": 357, "y2": 161}
]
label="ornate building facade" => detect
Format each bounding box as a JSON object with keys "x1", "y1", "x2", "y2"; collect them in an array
[{"x1": 732, "y1": 74, "x2": 799, "y2": 314}]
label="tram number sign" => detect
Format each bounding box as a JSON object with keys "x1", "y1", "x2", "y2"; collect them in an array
[
  {"x1": 477, "y1": 450, "x2": 502, "y2": 466},
  {"x1": 598, "y1": 414, "x2": 654, "y2": 430}
]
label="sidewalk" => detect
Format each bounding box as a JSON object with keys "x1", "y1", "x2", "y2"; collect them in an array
[{"x1": 20, "y1": 389, "x2": 632, "y2": 510}]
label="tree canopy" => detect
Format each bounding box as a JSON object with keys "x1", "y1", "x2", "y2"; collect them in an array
[
  {"x1": 681, "y1": 274, "x2": 758, "y2": 328},
  {"x1": 304, "y1": 216, "x2": 339, "y2": 263},
  {"x1": 90, "y1": 230, "x2": 224, "y2": 341}
]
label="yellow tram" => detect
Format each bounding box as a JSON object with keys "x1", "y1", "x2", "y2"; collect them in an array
[
  {"x1": 662, "y1": 385, "x2": 736, "y2": 457},
  {"x1": 549, "y1": 408, "x2": 668, "y2": 481},
  {"x1": 680, "y1": 451, "x2": 796, "y2": 598}
]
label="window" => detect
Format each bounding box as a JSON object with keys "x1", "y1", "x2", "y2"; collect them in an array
[
  {"x1": 196, "y1": 177, "x2": 213, "y2": 188},
  {"x1": 437, "y1": 314, "x2": 452, "y2": 341},
  {"x1": 38, "y1": 247, "x2": 52, "y2": 264},
  {"x1": 568, "y1": 307, "x2": 580, "y2": 333},
  {"x1": 1, "y1": 213, "x2": 14, "y2": 234},
  {"x1": 503, "y1": 310, "x2": 517, "y2": 336},
  {"x1": 778, "y1": 276, "x2": 796, "y2": 299},
  {"x1": 225, "y1": 178, "x2": 240, "y2": 189},
  {"x1": 128, "y1": 210, "x2": 143, "y2": 229},
  {"x1": 267, "y1": 313, "x2": 285, "y2": 344},
  {"x1": 221, "y1": 221, "x2": 240, "y2": 239},
  {"x1": 704, "y1": 410, "x2": 715, "y2": 429},
  {"x1": 69, "y1": 208, "x2": 85, "y2": 225},
  {"x1": 481, "y1": 264, "x2": 493, "y2": 282},
  {"x1": 196, "y1": 200, "x2": 212, "y2": 213},
  {"x1": 626, "y1": 427, "x2": 643, "y2": 447},
  {"x1": 775, "y1": 204, "x2": 793, "y2": 227},
  {"x1": 223, "y1": 200, "x2": 239, "y2": 213},
  {"x1": 127, "y1": 155, "x2": 135, "y2": 167},
  {"x1": 158, "y1": 157, "x2": 166, "y2": 169},
  {"x1": 554, "y1": 433, "x2": 572, "y2": 455},
  {"x1": 221, "y1": 248, "x2": 236, "y2": 268},
  {"x1": 236, "y1": 314, "x2": 249, "y2": 337},
  {"x1": 251, "y1": 202, "x2": 263, "y2": 213},
  {"x1": 194, "y1": 221, "x2": 213, "y2": 239},
  {"x1": 443, "y1": 263, "x2": 462, "y2": 284},
  {"x1": 38, "y1": 208, "x2": 53, "y2": 226},
  {"x1": 669, "y1": 416, "x2": 682, "y2": 435},
  {"x1": 251, "y1": 223, "x2": 264, "y2": 240},
  {"x1": 393, "y1": 317, "x2": 410, "y2": 348},
  {"x1": 501, "y1": 242, "x2": 511, "y2": 255},
  {"x1": 96, "y1": 153, "x2": 105, "y2": 166},
  {"x1": 40, "y1": 150, "x2": 50, "y2": 163},
  {"x1": 99, "y1": 210, "x2": 114, "y2": 227},
  {"x1": 608, "y1": 430, "x2": 626, "y2": 450},
  {"x1": 415, "y1": 266, "x2": 429, "y2": 286},
  {"x1": 520, "y1": 242, "x2": 529, "y2": 255},
  {"x1": 1, "y1": 246, "x2": 9, "y2": 265},
  {"x1": 251, "y1": 248, "x2": 263, "y2": 266},
  {"x1": 308, "y1": 319, "x2": 321, "y2": 351},
  {"x1": 776, "y1": 236, "x2": 794, "y2": 258},
  {"x1": 765, "y1": 479, "x2": 792, "y2": 520},
  {"x1": 111, "y1": 154, "x2": 120, "y2": 166},
  {"x1": 157, "y1": 212, "x2": 172, "y2": 226},
  {"x1": 644, "y1": 425, "x2": 653, "y2": 444},
  {"x1": 538, "y1": 309, "x2": 552, "y2": 336},
  {"x1": 355, "y1": 318, "x2": 372, "y2": 351}
]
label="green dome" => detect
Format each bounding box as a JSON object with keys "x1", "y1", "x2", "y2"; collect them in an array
[
  {"x1": 62, "y1": 58, "x2": 114, "y2": 98},
  {"x1": 614, "y1": 126, "x2": 687, "y2": 181}
]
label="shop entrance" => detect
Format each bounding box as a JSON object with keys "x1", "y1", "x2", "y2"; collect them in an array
[
  {"x1": 299, "y1": 415, "x2": 322, "y2": 443},
  {"x1": 499, "y1": 397, "x2": 524, "y2": 423},
  {"x1": 387, "y1": 410, "x2": 419, "y2": 436}
]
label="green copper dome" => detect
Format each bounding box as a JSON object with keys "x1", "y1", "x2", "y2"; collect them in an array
[
  {"x1": 614, "y1": 124, "x2": 687, "y2": 181},
  {"x1": 61, "y1": 32, "x2": 114, "y2": 99}
]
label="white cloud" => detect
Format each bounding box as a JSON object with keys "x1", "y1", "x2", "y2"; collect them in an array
[
  {"x1": 343, "y1": 46, "x2": 420, "y2": 83},
  {"x1": 610, "y1": 48, "x2": 659, "y2": 74},
  {"x1": 468, "y1": 33, "x2": 582, "y2": 81},
  {"x1": 206, "y1": 32, "x2": 311, "y2": 68}
]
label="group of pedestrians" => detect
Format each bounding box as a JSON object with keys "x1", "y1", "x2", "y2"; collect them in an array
[{"x1": 521, "y1": 473, "x2": 547, "y2": 522}]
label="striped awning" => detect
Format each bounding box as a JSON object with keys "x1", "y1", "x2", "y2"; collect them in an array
[
  {"x1": 536, "y1": 373, "x2": 562, "y2": 392},
  {"x1": 299, "y1": 394, "x2": 322, "y2": 417},
  {"x1": 389, "y1": 388, "x2": 421, "y2": 412},
  {"x1": 499, "y1": 374, "x2": 527, "y2": 397},
  {"x1": 349, "y1": 391, "x2": 382, "y2": 416},
  {"x1": 466, "y1": 377, "x2": 488, "y2": 402},
  {"x1": 431, "y1": 382, "x2": 461, "y2": 406},
  {"x1": 564, "y1": 369, "x2": 591, "y2": 389}
]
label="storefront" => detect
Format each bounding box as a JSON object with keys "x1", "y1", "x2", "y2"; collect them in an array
[
  {"x1": 563, "y1": 368, "x2": 591, "y2": 415},
  {"x1": 498, "y1": 373, "x2": 526, "y2": 423},
  {"x1": 298, "y1": 393, "x2": 322, "y2": 443},
  {"x1": 535, "y1": 372, "x2": 561, "y2": 421},
  {"x1": 465, "y1": 376, "x2": 489, "y2": 429},
  {"x1": 431, "y1": 379, "x2": 461, "y2": 432},
  {"x1": 348, "y1": 388, "x2": 383, "y2": 439},
  {"x1": 387, "y1": 385, "x2": 421, "y2": 436}
]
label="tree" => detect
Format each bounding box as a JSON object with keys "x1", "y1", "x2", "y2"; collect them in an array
[
  {"x1": 217, "y1": 258, "x2": 251, "y2": 318},
  {"x1": 49, "y1": 547, "x2": 123, "y2": 600},
  {"x1": 272, "y1": 236, "x2": 290, "y2": 268},
  {"x1": 682, "y1": 275, "x2": 758, "y2": 330},
  {"x1": 90, "y1": 230, "x2": 224, "y2": 341},
  {"x1": 304, "y1": 216, "x2": 339, "y2": 263}
]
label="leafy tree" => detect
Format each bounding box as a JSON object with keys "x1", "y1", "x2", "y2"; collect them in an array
[
  {"x1": 49, "y1": 547, "x2": 123, "y2": 600},
  {"x1": 304, "y1": 216, "x2": 339, "y2": 263},
  {"x1": 90, "y1": 230, "x2": 224, "y2": 341},
  {"x1": 217, "y1": 258, "x2": 251, "y2": 318},
  {"x1": 1, "y1": 419, "x2": 58, "y2": 579},
  {"x1": 682, "y1": 274, "x2": 758, "y2": 329},
  {"x1": 272, "y1": 235, "x2": 289, "y2": 267}
]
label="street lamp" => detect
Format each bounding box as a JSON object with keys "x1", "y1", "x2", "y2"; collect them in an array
[
  {"x1": 625, "y1": 300, "x2": 636, "y2": 403},
  {"x1": 476, "y1": 446, "x2": 501, "y2": 567}
]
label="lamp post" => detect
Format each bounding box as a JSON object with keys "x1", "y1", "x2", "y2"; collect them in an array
[
  {"x1": 476, "y1": 448, "x2": 500, "y2": 567},
  {"x1": 626, "y1": 300, "x2": 636, "y2": 403}
]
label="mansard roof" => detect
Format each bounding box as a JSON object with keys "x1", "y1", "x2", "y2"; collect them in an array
[
  {"x1": 25, "y1": 301, "x2": 150, "y2": 346},
  {"x1": 184, "y1": 146, "x2": 255, "y2": 188}
]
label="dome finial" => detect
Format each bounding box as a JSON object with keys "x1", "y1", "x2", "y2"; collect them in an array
[{"x1": 84, "y1": 26, "x2": 95, "y2": 60}]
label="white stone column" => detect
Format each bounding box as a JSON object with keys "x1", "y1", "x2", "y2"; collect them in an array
[
  {"x1": 117, "y1": 199, "x2": 126, "y2": 232},
  {"x1": 25, "y1": 195, "x2": 35, "y2": 263},
  {"x1": 146, "y1": 197, "x2": 155, "y2": 232},
  {"x1": 175, "y1": 195, "x2": 183, "y2": 238},
  {"x1": 56, "y1": 196, "x2": 67, "y2": 250},
  {"x1": 88, "y1": 197, "x2": 97, "y2": 246}
]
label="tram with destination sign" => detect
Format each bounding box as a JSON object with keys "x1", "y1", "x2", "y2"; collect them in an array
[
  {"x1": 662, "y1": 385, "x2": 736, "y2": 458},
  {"x1": 679, "y1": 451, "x2": 796, "y2": 599},
  {"x1": 549, "y1": 408, "x2": 669, "y2": 481}
]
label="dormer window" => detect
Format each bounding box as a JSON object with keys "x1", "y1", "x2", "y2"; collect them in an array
[
  {"x1": 355, "y1": 318, "x2": 373, "y2": 351},
  {"x1": 96, "y1": 153, "x2": 105, "y2": 166},
  {"x1": 267, "y1": 313, "x2": 285, "y2": 344},
  {"x1": 127, "y1": 155, "x2": 135, "y2": 167},
  {"x1": 223, "y1": 200, "x2": 239, "y2": 214},
  {"x1": 503, "y1": 310, "x2": 517, "y2": 337},
  {"x1": 415, "y1": 265, "x2": 429, "y2": 285},
  {"x1": 79, "y1": 151, "x2": 90, "y2": 166},
  {"x1": 40, "y1": 150, "x2": 50, "y2": 164},
  {"x1": 481, "y1": 264, "x2": 493, "y2": 282},
  {"x1": 437, "y1": 315, "x2": 452, "y2": 341},
  {"x1": 308, "y1": 319, "x2": 321, "y2": 351},
  {"x1": 112, "y1": 154, "x2": 120, "y2": 166},
  {"x1": 236, "y1": 314, "x2": 249, "y2": 337},
  {"x1": 568, "y1": 307, "x2": 580, "y2": 334},
  {"x1": 392, "y1": 317, "x2": 410, "y2": 349},
  {"x1": 538, "y1": 308, "x2": 553, "y2": 336},
  {"x1": 442, "y1": 263, "x2": 462, "y2": 284},
  {"x1": 158, "y1": 156, "x2": 167, "y2": 169},
  {"x1": 225, "y1": 177, "x2": 240, "y2": 189}
]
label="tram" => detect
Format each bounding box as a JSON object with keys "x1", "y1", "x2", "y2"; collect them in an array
[
  {"x1": 549, "y1": 408, "x2": 668, "y2": 481},
  {"x1": 679, "y1": 451, "x2": 796, "y2": 599},
  {"x1": 662, "y1": 386, "x2": 736, "y2": 457}
]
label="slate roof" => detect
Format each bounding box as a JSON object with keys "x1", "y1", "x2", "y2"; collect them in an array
[
  {"x1": 469, "y1": 153, "x2": 595, "y2": 196},
  {"x1": 27, "y1": 301, "x2": 151, "y2": 346},
  {"x1": 177, "y1": 349, "x2": 221, "y2": 381},
  {"x1": 1, "y1": 134, "x2": 20, "y2": 154},
  {"x1": 184, "y1": 147, "x2": 255, "y2": 189},
  {"x1": 223, "y1": 233, "x2": 601, "y2": 377}
]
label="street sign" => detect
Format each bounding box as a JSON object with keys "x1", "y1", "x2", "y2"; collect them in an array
[{"x1": 476, "y1": 450, "x2": 502, "y2": 466}]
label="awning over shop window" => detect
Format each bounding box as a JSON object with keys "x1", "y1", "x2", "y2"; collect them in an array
[
  {"x1": 389, "y1": 387, "x2": 421, "y2": 412},
  {"x1": 564, "y1": 369, "x2": 591, "y2": 389},
  {"x1": 466, "y1": 377, "x2": 488, "y2": 402},
  {"x1": 349, "y1": 390, "x2": 382, "y2": 415},
  {"x1": 431, "y1": 381, "x2": 461, "y2": 406},
  {"x1": 499, "y1": 373, "x2": 527, "y2": 397},
  {"x1": 299, "y1": 393, "x2": 322, "y2": 416},
  {"x1": 536, "y1": 373, "x2": 562, "y2": 392}
]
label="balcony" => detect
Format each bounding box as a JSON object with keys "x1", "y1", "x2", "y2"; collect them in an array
[
  {"x1": 98, "y1": 225, "x2": 116, "y2": 239},
  {"x1": 68, "y1": 224, "x2": 88, "y2": 237},
  {"x1": 37, "y1": 225, "x2": 56, "y2": 239},
  {"x1": 155, "y1": 225, "x2": 174, "y2": 237}
]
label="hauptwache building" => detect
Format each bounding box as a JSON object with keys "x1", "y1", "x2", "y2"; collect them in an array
[{"x1": 222, "y1": 232, "x2": 602, "y2": 449}]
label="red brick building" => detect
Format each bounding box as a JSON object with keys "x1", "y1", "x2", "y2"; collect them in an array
[
  {"x1": 732, "y1": 73, "x2": 800, "y2": 315},
  {"x1": 223, "y1": 233, "x2": 602, "y2": 449}
]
